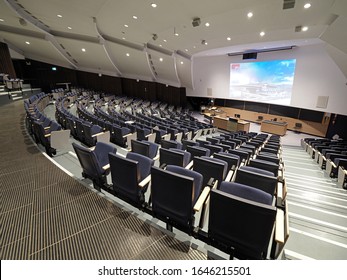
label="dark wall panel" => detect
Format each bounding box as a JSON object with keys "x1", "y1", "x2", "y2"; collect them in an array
[
  {"x1": 0, "y1": 42, "x2": 16, "y2": 78},
  {"x1": 245, "y1": 102, "x2": 269, "y2": 113},
  {"x1": 13, "y1": 59, "x2": 77, "y2": 92},
  {"x1": 269, "y1": 104, "x2": 300, "y2": 118},
  {"x1": 299, "y1": 109, "x2": 324, "y2": 122},
  {"x1": 214, "y1": 98, "x2": 225, "y2": 106},
  {"x1": 225, "y1": 99, "x2": 244, "y2": 109}
]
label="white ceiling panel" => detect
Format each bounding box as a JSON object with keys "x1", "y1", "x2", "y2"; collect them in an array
[
  {"x1": 56, "y1": 37, "x2": 117, "y2": 73},
  {"x1": 105, "y1": 41, "x2": 153, "y2": 79}
]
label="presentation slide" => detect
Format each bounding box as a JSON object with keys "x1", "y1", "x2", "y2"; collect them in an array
[{"x1": 229, "y1": 59, "x2": 296, "y2": 105}]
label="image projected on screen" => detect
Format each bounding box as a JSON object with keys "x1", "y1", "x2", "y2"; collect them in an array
[{"x1": 229, "y1": 59, "x2": 296, "y2": 105}]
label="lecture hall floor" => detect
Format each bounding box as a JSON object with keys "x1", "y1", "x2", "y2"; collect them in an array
[{"x1": 1, "y1": 101, "x2": 346, "y2": 259}]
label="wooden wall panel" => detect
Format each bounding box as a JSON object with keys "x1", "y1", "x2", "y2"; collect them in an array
[{"x1": 0, "y1": 42, "x2": 16, "y2": 78}]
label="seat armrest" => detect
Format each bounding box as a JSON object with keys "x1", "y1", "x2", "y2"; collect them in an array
[
  {"x1": 185, "y1": 161, "x2": 193, "y2": 169},
  {"x1": 122, "y1": 133, "x2": 132, "y2": 138},
  {"x1": 139, "y1": 175, "x2": 151, "y2": 188},
  {"x1": 275, "y1": 209, "x2": 285, "y2": 244},
  {"x1": 153, "y1": 153, "x2": 160, "y2": 161},
  {"x1": 225, "y1": 170, "x2": 234, "y2": 182},
  {"x1": 92, "y1": 132, "x2": 105, "y2": 138},
  {"x1": 44, "y1": 133, "x2": 51, "y2": 137},
  {"x1": 193, "y1": 187, "x2": 210, "y2": 212},
  {"x1": 102, "y1": 164, "x2": 110, "y2": 170}
]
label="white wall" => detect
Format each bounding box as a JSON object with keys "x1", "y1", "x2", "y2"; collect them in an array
[{"x1": 188, "y1": 43, "x2": 347, "y2": 115}]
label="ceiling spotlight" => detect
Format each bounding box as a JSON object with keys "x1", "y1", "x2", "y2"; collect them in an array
[
  {"x1": 132, "y1": 15, "x2": 138, "y2": 19},
  {"x1": 124, "y1": 24, "x2": 129, "y2": 27},
  {"x1": 57, "y1": 14, "x2": 62, "y2": 18},
  {"x1": 302, "y1": 26, "x2": 308, "y2": 31},
  {"x1": 260, "y1": 31, "x2": 265, "y2": 36},
  {"x1": 151, "y1": 3, "x2": 157, "y2": 8},
  {"x1": 159, "y1": 58, "x2": 163, "y2": 62},
  {"x1": 68, "y1": 26, "x2": 72, "y2": 30},
  {"x1": 163, "y1": 39, "x2": 167, "y2": 42},
  {"x1": 0, "y1": 18, "x2": 5, "y2": 22},
  {"x1": 247, "y1": 12, "x2": 253, "y2": 18},
  {"x1": 304, "y1": 3, "x2": 311, "y2": 9},
  {"x1": 227, "y1": 37, "x2": 231, "y2": 41},
  {"x1": 81, "y1": 48, "x2": 86, "y2": 52},
  {"x1": 25, "y1": 41, "x2": 30, "y2": 45},
  {"x1": 152, "y1": 33, "x2": 158, "y2": 40},
  {"x1": 126, "y1": 53, "x2": 130, "y2": 56},
  {"x1": 192, "y1": 17, "x2": 201, "y2": 27},
  {"x1": 205, "y1": 22, "x2": 210, "y2": 27},
  {"x1": 180, "y1": 61, "x2": 184, "y2": 65}
]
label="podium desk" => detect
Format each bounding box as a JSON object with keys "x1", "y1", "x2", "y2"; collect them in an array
[
  {"x1": 261, "y1": 120, "x2": 287, "y2": 136},
  {"x1": 213, "y1": 117, "x2": 250, "y2": 133}
]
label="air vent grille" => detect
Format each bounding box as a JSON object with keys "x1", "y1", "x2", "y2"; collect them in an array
[{"x1": 283, "y1": 0, "x2": 295, "y2": 9}]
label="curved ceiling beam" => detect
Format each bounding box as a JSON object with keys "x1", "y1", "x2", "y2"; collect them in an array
[
  {"x1": 93, "y1": 17, "x2": 122, "y2": 76},
  {"x1": 172, "y1": 52, "x2": 181, "y2": 87},
  {"x1": 4, "y1": 0, "x2": 78, "y2": 69},
  {"x1": 144, "y1": 45, "x2": 157, "y2": 82}
]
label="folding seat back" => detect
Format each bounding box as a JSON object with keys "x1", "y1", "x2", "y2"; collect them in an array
[
  {"x1": 213, "y1": 152, "x2": 240, "y2": 171},
  {"x1": 151, "y1": 165, "x2": 203, "y2": 231},
  {"x1": 187, "y1": 146, "x2": 210, "y2": 158},
  {"x1": 208, "y1": 188, "x2": 276, "y2": 259},
  {"x1": 193, "y1": 156, "x2": 228, "y2": 188},
  {"x1": 196, "y1": 139, "x2": 210, "y2": 148},
  {"x1": 256, "y1": 154, "x2": 280, "y2": 165},
  {"x1": 214, "y1": 143, "x2": 232, "y2": 152},
  {"x1": 206, "y1": 137, "x2": 219, "y2": 145},
  {"x1": 182, "y1": 139, "x2": 199, "y2": 150},
  {"x1": 228, "y1": 149, "x2": 249, "y2": 164},
  {"x1": 204, "y1": 144, "x2": 223, "y2": 155},
  {"x1": 221, "y1": 140, "x2": 236, "y2": 149},
  {"x1": 235, "y1": 166, "x2": 277, "y2": 196},
  {"x1": 161, "y1": 139, "x2": 183, "y2": 150},
  {"x1": 249, "y1": 158, "x2": 279, "y2": 177},
  {"x1": 72, "y1": 142, "x2": 117, "y2": 190},
  {"x1": 109, "y1": 152, "x2": 153, "y2": 206},
  {"x1": 159, "y1": 148, "x2": 191, "y2": 168}
]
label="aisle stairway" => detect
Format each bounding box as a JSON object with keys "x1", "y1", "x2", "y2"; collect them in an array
[
  {"x1": 0, "y1": 83, "x2": 41, "y2": 105},
  {"x1": 282, "y1": 145, "x2": 347, "y2": 259}
]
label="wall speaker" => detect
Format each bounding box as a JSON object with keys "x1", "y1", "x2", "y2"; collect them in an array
[
  {"x1": 316, "y1": 96, "x2": 329, "y2": 108},
  {"x1": 243, "y1": 52, "x2": 257, "y2": 60}
]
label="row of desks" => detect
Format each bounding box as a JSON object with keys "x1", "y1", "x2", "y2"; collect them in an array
[{"x1": 209, "y1": 115, "x2": 287, "y2": 135}]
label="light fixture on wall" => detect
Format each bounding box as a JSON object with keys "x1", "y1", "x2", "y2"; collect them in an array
[{"x1": 192, "y1": 17, "x2": 201, "y2": 27}]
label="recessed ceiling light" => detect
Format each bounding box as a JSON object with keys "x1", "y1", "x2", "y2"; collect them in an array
[
  {"x1": 124, "y1": 24, "x2": 129, "y2": 27},
  {"x1": 180, "y1": 61, "x2": 184, "y2": 65},
  {"x1": 174, "y1": 33, "x2": 179, "y2": 36},
  {"x1": 25, "y1": 41, "x2": 30, "y2": 45},
  {"x1": 302, "y1": 26, "x2": 308, "y2": 31},
  {"x1": 67, "y1": 26, "x2": 72, "y2": 30},
  {"x1": 247, "y1": 12, "x2": 253, "y2": 18},
  {"x1": 57, "y1": 14, "x2": 62, "y2": 18},
  {"x1": 304, "y1": 3, "x2": 311, "y2": 9},
  {"x1": 159, "y1": 44, "x2": 162, "y2": 47},
  {"x1": 0, "y1": 18, "x2": 4, "y2": 22},
  {"x1": 122, "y1": 37, "x2": 126, "y2": 40},
  {"x1": 81, "y1": 48, "x2": 86, "y2": 52},
  {"x1": 205, "y1": 22, "x2": 210, "y2": 27},
  {"x1": 132, "y1": 15, "x2": 138, "y2": 19},
  {"x1": 227, "y1": 37, "x2": 231, "y2": 41},
  {"x1": 159, "y1": 58, "x2": 163, "y2": 62},
  {"x1": 163, "y1": 39, "x2": 167, "y2": 42},
  {"x1": 151, "y1": 3, "x2": 157, "y2": 8},
  {"x1": 193, "y1": 46, "x2": 196, "y2": 49},
  {"x1": 260, "y1": 31, "x2": 265, "y2": 36},
  {"x1": 126, "y1": 53, "x2": 130, "y2": 56},
  {"x1": 185, "y1": 49, "x2": 188, "y2": 52}
]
